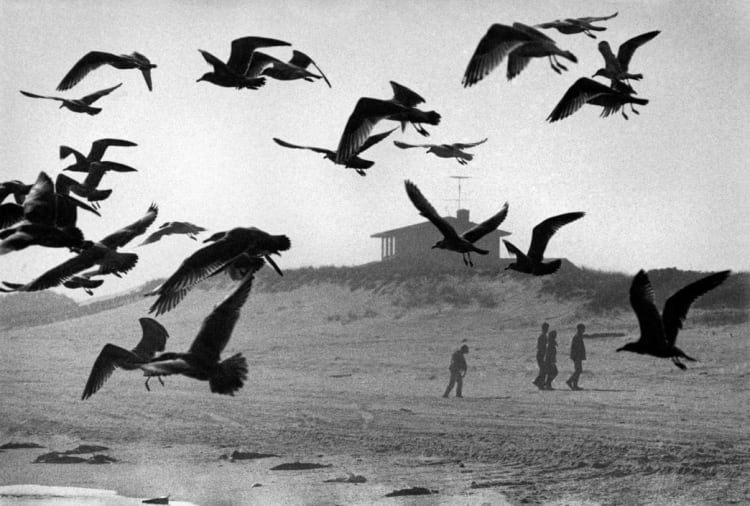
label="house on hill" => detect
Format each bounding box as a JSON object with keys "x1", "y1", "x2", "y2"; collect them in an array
[{"x1": 371, "y1": 208, "x2": 510, "y2": 268}]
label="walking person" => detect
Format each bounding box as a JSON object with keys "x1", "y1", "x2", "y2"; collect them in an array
[
  {"x1": 567, "y1": 323, "x2": 586, "y2": 390},
  {"x1": 443, "y1": 344, "x2": 469, "y2": 398},
  {"x1": 543, "y1": 331, "x2": 558, "y2": 390},
  {"x1": 533, "y1": 322, "x2": 549, "y2": 389}
]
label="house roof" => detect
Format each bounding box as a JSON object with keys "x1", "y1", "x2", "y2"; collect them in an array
[{"x1": 371, "y1": 215, "x2": 511, "y2": 238}]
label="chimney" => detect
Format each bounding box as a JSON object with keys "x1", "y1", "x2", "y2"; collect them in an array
[{"x1": 456, "y1": 208, "x2": 469, "y2": 224}]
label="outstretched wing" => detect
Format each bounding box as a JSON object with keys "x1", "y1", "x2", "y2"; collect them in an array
[
  {"x1": 356, "y1": 128, "x2": 398, "y2": 154},
  {"x1": 462, "y1": 24, "x2": 531, "y2": 87},
  {"x1": 546, "y1": 78, "x2": 613, "y2": 122},
  {"x1": 389, "y1": 81, "x2": 425, "y2": 107},
  {"x1": 290, "y1": 50, "x2": 331, "y2": 88},
  {"x1": 88, "y1": 138, "x2": 137, "y2": 161},
  {"x1": 662, "y1": 270, "x2": 731, "y2": 345},
  {"x1": 335, "y1": 98, "x2": 406, "y2": 163},
  {"x1": 80, "y1": 83, "x2": 123, "y2": 105},
  {"x1": 393, "y1": 140, "x2": 434, "y2": 150},
  {"x1": 189, "y1": 263, "x2": 263, "y2": 361},
  {"x1": 462, "y1": 202, "x2": 509, "y2": 243},
  {"x1": 132, "y1": 317, "x2": 169, "y2": 359},
  {"x1": 57, "y1": 51, "x2": 121, "y2": 91},
  {"x1": 100, "y1": 203, "x2": 158, "y2": 248},
  {"x1": 19, "y1": 90, "x2": 64, "y2": 102},
  {"x1": 404, "y1": 180, "x2": 459, "y2": 240},
  {"x1": 451, "y1": 138, "x2": 488, "y2": 149},
  {"x1": 81, "y1": 343, "x2": 141, "y2": 400},
  {"x1": 617, "y1": 30, "x2": 660, "y2": 68},
  {"x1": 629, "y1": 270, "x2": 666, "y2": 346},
  {"x1": 527, "y1": 212, "x2": 584, "y2": 263},
  {"x1": 272, "y1": 137, "x2": 332, "y2": 156},
  {"x1": 227, "y1": 36, "x2": 291, "y2": 75}
]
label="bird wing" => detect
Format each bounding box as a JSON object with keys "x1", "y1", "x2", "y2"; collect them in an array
[
  {"x1": 132, "y1": 317, "x2": 169, "y2": 358},
  {"x1": 597, "y1": 40, "x2": 619, "y2": 70},
  {"x1": 629, "y1": 270, "x2": 666, "y2": 347},
  {"x1": 0, "y1": 203, "x2": 25, "y2": 229},
  {"x1": 59, "y1": 145, "x2": 87, "y2": 165},
  {"x1": 546, "y1": 78, "x2": 614, "y2": 122},
  {"x1": 80, "y1": 83, "x2": 123, "y2": 105},
  {"x1": 97, "y1": 161, "x2": 138, "y2": 173},
  {"x1": 527, "y1": 212, "x2": 584, "y2": 263},
  {"x1": 506, "y1": 51, "x2": 533, "y2": 80},
  {"x1": 57, "y1": 51, "x2": 121, "y2": 91},
  {"x1": 389, "y1": 81, "x2": 425, "y2": 107},
  {"x1": 137, "y1": 227, "x2": 171, "y2": 246},
  {"x1": 536, "y1": 20, "x2": 567, "y2": 29},
  {"x1": 617, "y1": 30, "x2": 660, "y2": 68},
  {"x1": 404, "y1": 180, "x2": 460, "y2": 240},
  {"x1": 575, "y1": 12, "x2": 618, "y2": 23},
  {"x1": 461, "y1": 202, "x2": 509, "y2": 243},
  {"x1": 511, "y1": 22, "x2": 557, "y2": 42},
  {"x1": 140, "y1": 357, "x2": 192, "y2": 376},
  {"x1": 227, "y1": 36, "x2": 291, "y2": 75},
  {"x1": 148, "y1": 237, "x2": 253, "y2": 315},
  {"x1": 199, "y1": 49, "x2": 228, "y2": 72},
  {"x1": 462, "y1": 24, "x2": 530, "y2": 87},
  {"x1": 18, "y1": 248, "x2": 101, "y2": 291},
  {"x1": 662, "y1": 270, "x2": 731, "y2": 346},
  {"x1": 81, "y1": 343, "x2": 141, "y2": 400},
  {"x1": 335, "y1": 98, "x2": 407, "y2": 163},
  {"x1": 246, "y1": 51, "x2": 284, "y2": 78},
  {"x1": 22, "y1": 172, "x2": 56, "y2": 225},
  {"x1": 100, "y1": 203, "x2": 158, "y2": 249},
  {"x1": 189, "y1": 265, "x2": 261, "y2": 361},
  {"x1": 356, "y1": 128, "x2": 398, "y2": 154},
  {"x1": 290, "y1": 50, "x2": 331, "y2": 88},
  {"x1": 88, "y1": 138, "x2": 138, "y2": 161},
  {"x1": 272, "y1": 137, "x2": 332, "y2": 156},
  {"x1": 19, "y1": 90, "x2": 64, "y2": 102},
  {"x1": 450, "y1": 138, "x2": 488, "y2": 149},
  {"x1": 503, "y1": 239, "x2": 528, "y2": 261},
  {"x1": 393, "y1": 140, "x2": 433, "y2": 150}
]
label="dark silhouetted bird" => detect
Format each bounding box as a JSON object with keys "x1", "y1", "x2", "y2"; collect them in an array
[
  {"x1": 147, "y1": 227, "x2": 290, "y2": 316},
  {"x1": 546, "y1": 78, "x2": 649, "y2": 122},
  {"x1": 273, "y1": 127, "x2": 397, "y2": 176},
  {"x1": 57, "y1": 52, "x2": 156, "y2": 91},
  {"x1": 503, "y1": 212, "x2": 584, "y2": 275},
  {"x1": 1, "y1": 204, "x2": 157, "y2": 292},
  {"x1": 393, "y1": 138, "x2": 488, "y2": 165},
  {"x1": 81, "y1": 318, "x2": 169, "y2": 400},
  {"x1": 0, "y1": 180, "x2": 32, "y2": 205},
  {"x1": 60, "y1": 138, "x2": 138, "y2": 173},
  {"x1": 62, "y1": 273, "x2": 104, "y2": 296},
  {"x1": 55, "y1": 160, "x2": 137, "y2": 209},
  {"x1": 335, "y1": 82, "x2": 441, "y2": 163},
  {"x1": 197, "y1": 36, "x2": 290, "y2": 89},
  {"x1": 20, "y1": 83, "x2": 122, "y2": 115},
  {"x1": 537, "y1": 12, "x2": 618, "y2": 38},
  {"x1": 462, "y1": 22, "x2": 577, "y2": 86},
  {"x1": 139, "y1": 221, "x2": 207, "y2": 246},
  {"x1": 404, "y1": 180, "x2": 508, "y2": 267},
  {"x1": 253, "y1": 49, "x2": 331, "y2": 87},
  {"x1": 617, "y1": 269, "x2": 731, "y2": 370},
  {"x1": 140, "y1": 262, "x2": 265, "y2": 396},
  {"x1": 593, "y1": 31, "x2": 660, "y2": 84}
]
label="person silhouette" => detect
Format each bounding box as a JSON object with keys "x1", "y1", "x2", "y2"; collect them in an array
[
  {"x1": 567, "y1": 323, "x2": 586, "y2": 390},
  {"x1": 443, "y1": 344, "x2": 469, "y2": 398},
  {"x1": 543, "y1": 331, "x2": 558, "y2": 390},
  {"x1": 533, "y1": 322, "x2": 549, "y2": 389}
]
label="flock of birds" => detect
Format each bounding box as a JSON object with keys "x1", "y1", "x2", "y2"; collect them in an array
[{"x1": 2, "y1": 13, "x2": 733, "y2": 400}]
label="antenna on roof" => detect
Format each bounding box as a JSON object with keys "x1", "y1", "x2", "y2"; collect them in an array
[{"x1": 449, "y1": 175, "x2": 474, "y2": 210}]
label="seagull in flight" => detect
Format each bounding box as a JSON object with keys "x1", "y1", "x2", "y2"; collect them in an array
[
  {"x1": 537, "y1": 12, "x2": 618, "y2": 38},
  {"x1": 20, "y1": 83, "x2": 123, "y2": 115},
  {"x1": 57, "y1": 51, "x2": 156, "y2": 91},
  {"x1": 546, "y1": 78, "x2": 649, "y2": 122},
  {"x1": 393, "y1": 138, "x2": 488, "y2": 165},
  {"x1": 197, "y1": 36, "x2": 290, "y2": 89},
  {"x1": 503, "y1": 212, "x2": 584, "y2": 275}
]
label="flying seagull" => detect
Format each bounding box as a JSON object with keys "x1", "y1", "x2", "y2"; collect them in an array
[
  {"x1": 546, "y1": 78, "x2": 649, "y2": 122},
  {"x1": 617, "y1": 269, "x2": 731, "y2": 370},
  {"x1": 147, "y1": 226, "x2": 290, "y2": 316},
  {"x1": 393, "y1": 138, "x2": 488, "y2": 165},
  {"x1": 81, "y1": 318, "x2": 170, "y2": 400},
  {"x1": 462, "y1": 22, "x2": 577, "y2": 86},
  {"x1": 60, "y1": 138, "x2": 138, "y2": 173},
  {"x1": 57, "y1": 51, "x2": 156, "y2": 91},
  {"x1": 139, "y1": 221, "x2": 207, "y2": 246},
  {"x1": 334, "y1": 82, "x2": 441, "y2": 163},
  {"x1": 503, "y1": 212, "x2": 584, "y2": 275},
  {"x1": 593, "y1": 31, "x2": 660, "y2": 84},
  {"x1": 537, "y1": 12, "x2": 618, "y2": 38},
  {"x1": 197, "y1": 36, "x2": 290, "y2": 89},
  {"x1": 404, "y1": 179, "x2": 508, "y2": 267},
  {"x1": 20, "y1": 83, "x2": 123, "y2": 115},
  {"x1": 140, "y1": 261, "x2": 265, "y2": 396},
  {"x1": 253, "y1": 49, "x2": 332, "y2": 88},
  {"x1": 273, "y1": 127, "x2": 397, "y2": 176}
]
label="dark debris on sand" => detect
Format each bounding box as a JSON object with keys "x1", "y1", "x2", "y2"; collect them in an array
[
  {"x1": 385, "y1": 486, "x2": 437, "y2": 497},
  {"x1": 33, "y1": 448, "x2": 117, "y2": 464},
  {"x1": 270, "y1": 461, "x2": 333, "y2": 471},
  {"x1": 0, "y1": 441, "x2": 45, "y2": 449},
  {"x1": 224, "y1": 450, "x2": 279, "y2": 461}
]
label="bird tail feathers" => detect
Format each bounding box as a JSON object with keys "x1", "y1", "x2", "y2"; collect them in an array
[{"x1": 210, "y1": 353, "x2": 248, "y2": 395}]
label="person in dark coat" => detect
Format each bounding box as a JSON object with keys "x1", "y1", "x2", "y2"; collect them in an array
[
  {"x1": 567, "y1": 323, "x2": 586, "y2": 390},
  {"x1": 443, "y1": 344, "x2": 469, "y2": 398},
  {"x1": 543, "y1": 331, "x2": 558, "y2": 390},
  {"x1": 533, "y1": 322, "x2": 549, "y2": 389}
]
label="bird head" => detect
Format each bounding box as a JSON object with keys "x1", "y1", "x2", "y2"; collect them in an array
[
  {"x1": 203, "y1": 231, "x2": 225, "y2": 243},
  {"x1": 196, "y1": 73, "x2": 212, "y2": 83},
  {"x1": 431, "y1": 240, "x2": 446, "y2": 250},
  {"x1": 591, "y1": 69, "x2": 607, "y2": 79}
]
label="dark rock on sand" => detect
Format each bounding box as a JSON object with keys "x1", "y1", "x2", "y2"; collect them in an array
[
  {"x1": 229, "y1": 450, "x2": 279, "y2": 461},
  {"x1": 88, "y1": 454, "x2": 118, "y2": 464},
  {"x1": 324, "y1": 473, "x2": 367, "y2": 483},
  {"x1": 65, "y1": 444, "x2": 109, "y2": 454},
  {"x1": 142, "y1": 496, "x2": 169, "y2": 504},
  {"x1": 0, "y1": 442, "x2": 44, "y2": 449},
  {"x1": 271, "y1": 462, "x2": 333, "y2": 471},
  {"x1": 385, "y1": 486, "x2": 436, "y2": 496},
  {"x1": 34, "y1": 452, "x2": 88, "y2": 464}
]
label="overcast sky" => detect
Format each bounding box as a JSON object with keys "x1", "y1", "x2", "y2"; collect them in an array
[{"x1": 1, "y1": 0, "x2": 749, "y2": 299}]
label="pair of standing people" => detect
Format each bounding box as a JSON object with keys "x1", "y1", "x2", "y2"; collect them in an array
[{"x1": 534, "y1": 323, "x2": 586, "y2": 390}]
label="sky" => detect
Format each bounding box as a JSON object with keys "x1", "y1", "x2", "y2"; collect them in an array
[{"x1": 1, "y1": 0, "x2": 749, "y2": 300}]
